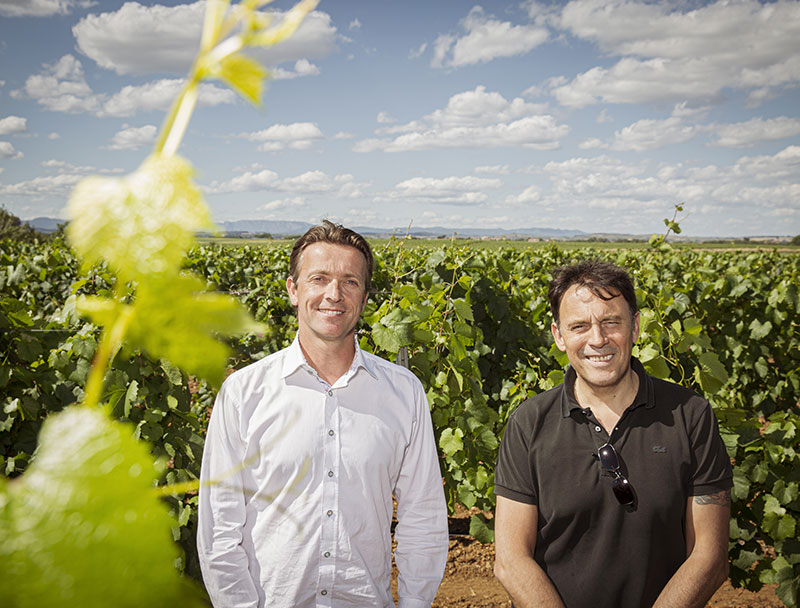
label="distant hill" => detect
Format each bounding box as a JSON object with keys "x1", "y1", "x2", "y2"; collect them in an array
[
  {"x1": 20, "y1": 217, "x2": 791, "y2": 242},
  {"x1": 218, "y1": 220, "x2": 586, "y2": 239},
  {"x1": 217, "y1": 220, "x2": 313, "y2": 236},
  {"x1": 23, "y1": 217, "x2": 64, "y2": 233}
]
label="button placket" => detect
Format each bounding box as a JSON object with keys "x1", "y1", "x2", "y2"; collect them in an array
[{"x1": 318, "y1": 387, "x2": 339, "y2": 604}]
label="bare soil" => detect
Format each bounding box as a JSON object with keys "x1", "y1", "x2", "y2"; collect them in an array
[{"x1": 392, "y1": 509, "x2": 782, "y2": 607}]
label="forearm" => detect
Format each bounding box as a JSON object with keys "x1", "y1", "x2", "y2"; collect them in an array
[
  {"x1": 652, "y1": 550, "x2": 728, "y2": 608},
  {"x1": 494, "y1": 554, "x2": 565, "y2": 608}
]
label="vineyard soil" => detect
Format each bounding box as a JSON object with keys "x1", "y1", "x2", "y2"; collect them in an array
[{"x1": 391, "y1": 509, "x2": 783, "y2": 607}]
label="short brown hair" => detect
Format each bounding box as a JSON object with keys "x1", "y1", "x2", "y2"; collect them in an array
[
  {"x1": 289, "y1": 220, "x2": 374, "y2": 288},
  {"x1": 548, "y1": 260, "x2": 637, "y2": 326}
]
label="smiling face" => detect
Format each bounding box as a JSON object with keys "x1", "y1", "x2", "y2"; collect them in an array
[
  {"x1": 551, "y1": 284, "x2": 640, "y2": 396},
  {"x1": 286, "y1": 242, "x2": 369, "y2": 352}
]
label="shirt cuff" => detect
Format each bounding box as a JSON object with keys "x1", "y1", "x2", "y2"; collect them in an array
[{"x1": 398, "y1": 598, "x2": 433, "y2": 608}]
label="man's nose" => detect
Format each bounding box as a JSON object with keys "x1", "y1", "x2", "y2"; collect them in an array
[
  {"x1": 325, "y1": 280, "x2": 343, "y2": 300},
  {"x1": 588, "y1": 323, "x2": 607, "y2": 346}
]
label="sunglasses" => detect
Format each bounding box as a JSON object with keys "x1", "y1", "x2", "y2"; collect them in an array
[{"x1": 597, "y1": 443, "x2": 635, "y2": 506}]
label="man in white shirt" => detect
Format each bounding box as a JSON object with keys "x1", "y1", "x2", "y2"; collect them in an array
[{"x1": 198, "y1": 221, "x2": 448, "y2": 607}]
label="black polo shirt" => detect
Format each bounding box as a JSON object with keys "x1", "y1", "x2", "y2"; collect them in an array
[{"x1": 494, "y1": 358, "x2": 732, "y2": 608}]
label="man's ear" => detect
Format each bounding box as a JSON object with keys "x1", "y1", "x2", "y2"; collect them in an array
[
  {"x1": 631, "y1": 311, "x2": 640, "y2": 344},
  {"x1": 286, "y1": 276, "x2": 298, "y2": 307},
  {"x1": 551, "y1": 321, "x2": 566, "y2": 352}
]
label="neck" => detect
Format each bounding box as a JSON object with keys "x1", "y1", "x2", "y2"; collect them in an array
[
  {"x1": 574, "y1": 367, "x2": 639, "y2": 420},
  {"x1": 297, "y1": 332, "x2": 356, "y2": 385}
]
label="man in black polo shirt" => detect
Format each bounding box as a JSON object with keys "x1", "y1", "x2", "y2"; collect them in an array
[{"x1": 493, "y1": 260, "x2": 732, "y2": 608}]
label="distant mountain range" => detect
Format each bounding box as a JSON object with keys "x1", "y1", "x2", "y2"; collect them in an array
[
  {"x1": 22, "y1": 217, "x2": 791, "y2": 241},
  {"x1": 24, "y1": 217, "x2": 64, "y2": 233},
  {"x1": 216, "y1": 219, "x2": 587, "y2": 239},
  {"x1": 24, "y1": 216, "x2": 585, "y2": 239}
]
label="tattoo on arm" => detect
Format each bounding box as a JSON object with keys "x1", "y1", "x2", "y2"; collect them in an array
[{"x1": 693, "y1": 489, "x2": 731, "y2": 506}]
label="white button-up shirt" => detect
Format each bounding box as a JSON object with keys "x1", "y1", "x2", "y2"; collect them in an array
[{"x1": 197, "y1": 338, "x2": 448, "y2": 607}]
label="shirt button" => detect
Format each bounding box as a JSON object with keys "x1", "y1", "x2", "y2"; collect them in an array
[
  {"x1": 321, "y1": 590, "x2": 327, "y2": 596},
  {"x1": 324, "y1": 551, "x2": 330, "y2": 558},
  {"x1": 595, "y1": 425, "x2": 602, "y2": 432},
  {"x1": 327, "y1": 509, "x2": 333, "y2": 517},
  {"x1": 328, "y1": 470, "x2": 334, "y2": 477},
  {"x1": 327, "y1": 390, "x2": 333, "y2": 397},
  {"x1": 328, "y1": 429, "x2": 334, "y2": 436}
]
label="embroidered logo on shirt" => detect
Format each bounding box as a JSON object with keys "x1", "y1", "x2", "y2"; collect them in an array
[{"x1": 652, "y1": 445, "x2": 667, "y2": 453}]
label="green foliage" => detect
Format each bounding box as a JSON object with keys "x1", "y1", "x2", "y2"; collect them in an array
[
  {"x1": 3, "y1": 239, "x2": 800, "y2": 604},
  {"x1": 0, "y1": 208, "x2": 51, "y2": 243},
  {"x1": 0, "y1": 407, "x2": 206, "y2": 607},
  {"x1": 1, "y1": 0, "x2": 318, "y2": 604}
]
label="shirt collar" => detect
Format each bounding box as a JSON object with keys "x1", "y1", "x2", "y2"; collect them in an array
[
  {"x1": 281, "y1": 334, "x2": 379, "y2": 384},
  {"x1": 560, "y1": 356, "x2": 653, "y2": 418}
]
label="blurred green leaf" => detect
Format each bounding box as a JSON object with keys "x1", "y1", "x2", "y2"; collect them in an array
[
  {"x1": 66, "y1": 154, "x2": 213, "y2": 283},
  {"x1": 0, "y1": 407, "x2": 206, "y2": 608}
]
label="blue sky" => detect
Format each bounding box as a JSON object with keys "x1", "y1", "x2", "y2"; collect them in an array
[{"x1": 1, "y1": 0, "x2": 799, "y2": 237}]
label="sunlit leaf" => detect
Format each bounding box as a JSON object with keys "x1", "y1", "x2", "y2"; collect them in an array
[
  {"x1": 439, "y1": 427, "x2": 464, "y2": 456},
  {"x1": 0, "y1": 408, "x2": 206, "y2": 608},
  {"x1": 217, "y1": 53, "x2": 267, "y2": 105},
  {"x1": 66, "y1": 154, "x2": 213, "y2": 282},
  {"x1": 125, "y1": 274, "x2": 265, "y2": 387}
]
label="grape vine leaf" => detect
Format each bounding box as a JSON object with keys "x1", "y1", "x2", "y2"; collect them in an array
[{"x1": 0, "y1": 407, "x2": 207, "y2": 608}]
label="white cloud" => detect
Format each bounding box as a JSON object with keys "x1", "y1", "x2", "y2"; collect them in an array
[
  {"x1": 409, "y1": 42, "x2": 427, "y2": 60},
  {"x1": 0, "y1": 116, "x2": 27, "y2": 135},
  {"x1": 41, "y1": 159, "x2": 121, "y2": 174},
  {"x1": 349, "y1": 18, "x2": 361, "y2": 30},
  {"x1": 432, "y1": 6, "x2": 548, "y2": 68},
  {"x1": 207, "y1": 169, "x2": 280, "y2": 194},
  {"x1": 0, "y1": 141, "x2": 23, "y2": 159},
  {"x1": 271, "y1": 59, "x2": 321, "y2": 80},
  {"x1": 377, "y1": 112, "x2": 395, "y2": 124},
  {"x1": 100, "y1": 80, "x2": 235, "y2": 118},
  {"x1": 278, "y1": 171, "x2": 363, "y2": 196},
  {"x1": 106, "y1": 124, "x2": 157, "y2": 151},
  {"x1": 11, "y1": 55, "x2": 235, "y2": 118},
  {"x1": 48, "y1": 132, "x2": 60, "y2": 140},
  {"x1": 208, "y1": 169, "x2": 368, "y2": 199},
  {"x1": 505, "y1": 185, "x2": 541, "y2": 205},
  {"x1": 596, "y1": 109, "x2": 612, "y2": 124},
  {"x1": 0, "y1": 172, "x2": 84, "y2": 197},
  {"x1": 12, "y1": 55, "x2": 101, "y2": 114},
  {"x1": 474, "y1": 164, "x2": 511, "y2": 175},
  {"x1": 382, "y1": 175, "x2": 502, "y2": 205},
  {"x1": 243, "y1": 122, "x2": 324, "y2": 151},
  {"x1": 355, "y1": 86, "x2": 567, "y2": 152},
  {"x1": 550, "y1": 0, "x2": 800, "y2": 108},
  {"x1": 708, "y1": 117, "x2": 800, "y2": 148},
  {"x1": 609, "y1": 116, "x2": 698, "y2": 152},
  {"x1": 578, "y1": 137, "x2": 604, "y2": 150},
  {"x1": 526, "y1": 146, "x2": 800, "y2": 234},
  {"x1": 73, "y1": 2, "x2": 337, "y2": 75},
  {"x1": 258, "y1": 196, "x2": 308, "y2": 212},
  {"x1": 0, "y1": 0, "x2": 93, "y2": 18}
]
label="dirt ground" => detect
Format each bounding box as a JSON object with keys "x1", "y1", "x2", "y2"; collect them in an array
[
  {"x1": 392, "y1": 510, "x2": 782, "y2": 607},
  {"x1": 428, "y1": 536, "x2": 782, "y2": 607}
]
